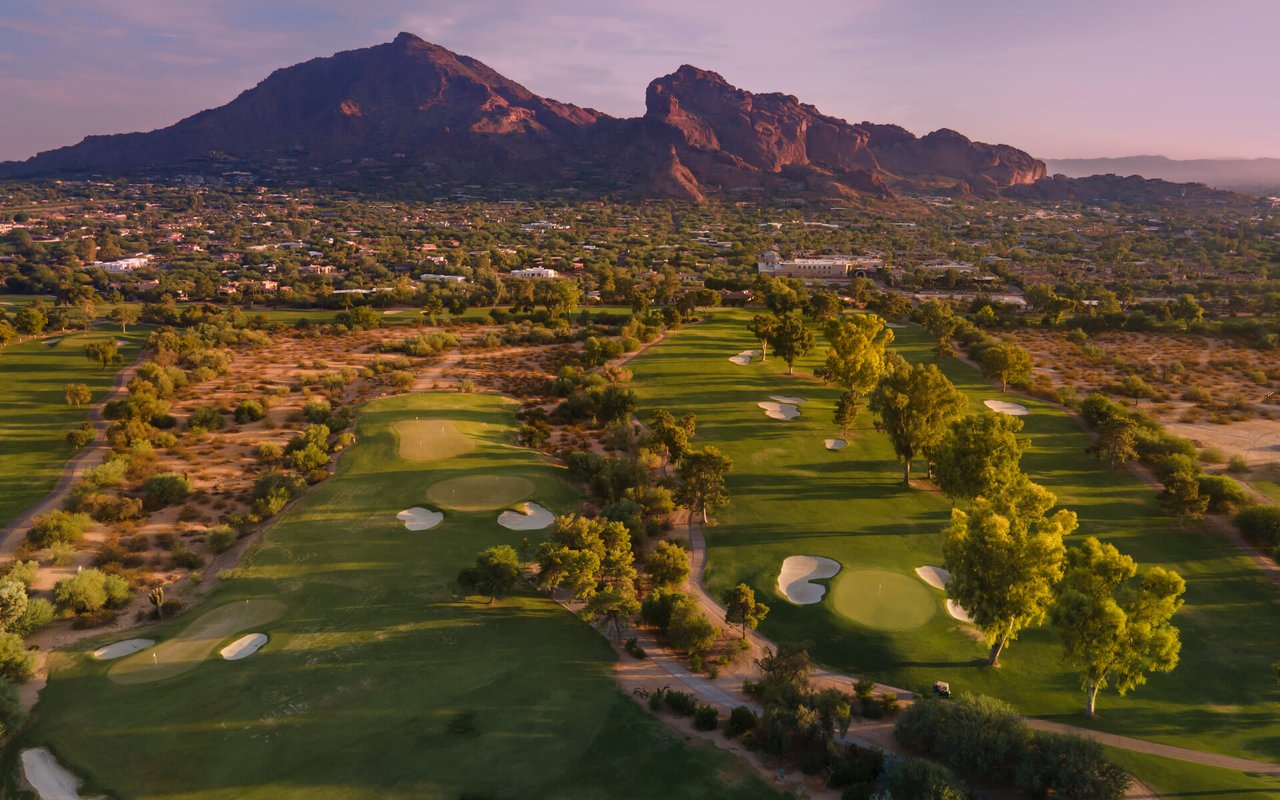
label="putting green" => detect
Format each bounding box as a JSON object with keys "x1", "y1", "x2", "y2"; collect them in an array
[
  {"x1": 108, "y1": 598, "x2": 286, "y2": 685},
  {"x1": 392, "y1": 419, "x2": 475, "y2": 461},
  {"x1": 829, "y1": 570, "x2": 937, "y2": 631},
  {"x1": 426, "y1": 474, "x2": 535, "y2": 512}
]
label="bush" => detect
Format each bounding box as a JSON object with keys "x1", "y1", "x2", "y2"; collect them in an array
[
  {"x1": 0, "y1": 633, "x2": 35, "y2": 683},
  {"x1": 3, "y1": 560, "x2": 38, "y2": 590},
  {"x1": 256, "y1": 442, "x2": 283, "y2": 463},
  {"x1": 1016, "y1": 731, "x2": 1130, "y2": 800},
  {"x1": 895, "y1": 694, "x2": 1029, "y2": 782},
  {"x1": 1235, "y1": 505, "x2": 1280, "y2": 549},
  {"x1": 186, "y1": 406, "x2": 225, "y2": 432},
  {"x1": 667, "y1": 598, "x2": 717, "y2": 656},
  {"x1": 143, "y1": 472, "x2": 191, "y2": 509},
  {"x1": 13, "y1": 597, "x2": 54, "y2": 636},
  {"x1": 725, "y1": 705, "x2": 758, "y2": 738},
  {"x1": 693, "y1": 704, "x2": 719, "y2": 731},
  {"x1": 301, "y1": 398, "x2": 332, "y2": 424},
  {"x1": 206, "y1": 524, "x2": 237, "y2": 554},
  {"x1": 1197, "y1": 474, "x2": 1249, "y2": 514},
  {"x1": 664, "y1": 690, "x2": 698, "y2": 716},
  {"x1": 884, "y1": 757, "x2": 967, "y2": 800},
  {"x1": 623, "y1": 637, "x2": 646, "y2": 659},
  {"x1": 234, "y1": 399, "x2": 266, "y2": 424},
  {"x1": 27, "y1": 510, "x2": 92, "y2": 547},
  {"x1": 54, "y1": 568, "x2": 131, "y2": 613}
]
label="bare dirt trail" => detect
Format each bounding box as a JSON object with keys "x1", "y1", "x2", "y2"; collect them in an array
[{"x1": 0, "y1": 353, "x2": 146, "y2": 556}]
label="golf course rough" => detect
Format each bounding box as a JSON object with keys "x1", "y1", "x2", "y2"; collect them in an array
[{"x1": 34, "y1": 392, "x2": 784, "y2": 800}]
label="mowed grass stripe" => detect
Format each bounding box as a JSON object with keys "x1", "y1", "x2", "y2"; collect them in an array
[
  {"x1": 627, "y1": 310, "x2": 1280, "y2": 764},
  {"x1": 29, "y1": 392, "x2": 784, "y2": 800},
  {"x1": 0, "y1": 329, "x2": 147, "y2": 527}
]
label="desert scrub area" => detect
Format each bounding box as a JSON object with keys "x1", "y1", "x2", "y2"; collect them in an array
[{"x1": 994, "y1": 327, "x2": 1280, "y2": 465}]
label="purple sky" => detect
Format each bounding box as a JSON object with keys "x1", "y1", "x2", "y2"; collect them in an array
[{"x1": 2, "y1": 0, "x2": 1278, "y2": 163}]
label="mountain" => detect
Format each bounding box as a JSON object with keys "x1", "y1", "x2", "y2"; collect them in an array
[
  {"x1": 0, "y1": 33, "x2": 1233, "y2": 206},
  {"x1": 1045, "y1": 155, "x2": 1280, "y2": 194}
]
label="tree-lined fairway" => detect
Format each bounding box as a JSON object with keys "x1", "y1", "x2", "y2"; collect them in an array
[
  {"x1": 29, "y1": 392, "x2": 784, "y2": 800},
  {"x1": 0, "y1": 329, "x2": 146, "y2": 527},
  {"x1": 628, "y1": 310, "x2": 1280, "y2": 766}
]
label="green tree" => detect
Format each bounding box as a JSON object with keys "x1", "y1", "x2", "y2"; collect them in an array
[
  {"x1": 806, "y1": 290, "x2": 842, "y2": 321},
  {"x1": 108, "y1": 304, "x2": 140, "y2": 333},
  {"x1": 933, "y1": 412, "x2": 1027, "y2": 505},
  {"x1": 667, "y1": 596, "x2": 717, "y2": 656},
  {"x1": 722, "y1": 583, "x2": 769, "y2": 639},
  {"x1": 979, "y1": 342, "x2": 1033, "y2": 392},
  {"x1": 649, "y1": 409, "x2": 697, "y2": 466},
  {"x1": 943, "y1": 478, "x2": 1077, "y2": 665},
  {"x1": 745, "y1": 314, "x2": 779, "y2": 362},
  {"x1": 535, "y1": 515, "x2": 634, "y2": 600},
  {"x1": 13, "y1": 306, "x2": 47, "y2": 336},
  {"x1": 83, "y1": 340, "x2": 121, "y2": 369},
  {"x1": 0, "y1": 634, "x2": 35, "y2": 683},
  {"x1": 814, "y1": 313, "x2": 894, "y2": 421},
  {"x1": 64, "y1": 383, "x2": 92, "y2": 407},
  {"x1": 833, "y1": 391, "x2": 858, "y2": 437},
  {"x1": 458, "y1": 545, "x2": 523, "y2": 602},
  {"x1": 644, "y1": 540, "x2": 690, "y2": 588},
  {"x1": 582, "y1": 584, "x2": 641, "y2": 642},
  {"x1": 769, "y1": 312, "x2": 815, "y2": 375},
  {"x1": 1050, "y1": 537, "x2": 1185, "y2": 718},
  {"x1": 869, "y1": 358, "x2": 967, "y2": 486},
  {"x1": 1158, "y1": 459, "x2": 1209, "y2": 521},
  {"x1": 675, "y1": 446, "x2": 732, "y2": 524},
  {"x1": 1089, "y1": 417, "x2": 1139, "y2": 468},
  {"x1": 0, "y1": 581, "x2": 28, "y2": 632}
]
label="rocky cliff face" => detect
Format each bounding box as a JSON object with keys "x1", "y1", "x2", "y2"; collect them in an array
[{"x1": 1, "y1": 33, "x2": 1225, "y2": 206}]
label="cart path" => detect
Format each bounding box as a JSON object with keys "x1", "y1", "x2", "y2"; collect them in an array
[{"x1": 0, "y1": 354, "x2": 145, "y2": 556}]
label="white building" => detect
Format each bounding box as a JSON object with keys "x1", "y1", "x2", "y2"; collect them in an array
[
  {"x1": 91, "y1": 253, "x2": 153, "y2": 273},
  {"x1": 420, "y1": 273, "x2": 468, "y2": 284},
  {"x1": 510, "y1": 267, "x2": 559, "y2": 279}
]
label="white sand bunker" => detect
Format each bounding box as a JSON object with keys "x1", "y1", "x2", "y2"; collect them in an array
[
  {"x1": 498, "y1": 502, "x2": 555, "y2": 531},
  {"x1": 44, "y1": 337, "x2": 62, "y2": 345},
  {"x1": 397, "y1": 507, "x2": 444, "y2": 531},
  {"x1": 778, "y1": 556, "x2": 842, "y2": 604},
  {"x1": 758, "y1": 401, "x2": 800, "y2": 421},
  {"x1": 886, "y1": 322, "x2": 906, "y2": 329},
  {"x1": 92, "y1": 638, "x2": 154, "y2": 660},
  {"x1": 729, "y1": 349, "x2": 759, "y2": 366},
  {"x1": 984, "y1": 399, "x2": 1029, "y2": 416},
  {"x1": 770, "y1": 395, "x2": 807, "y2": 405},
  {"x1": 21, "y1": 748, "x2": 90, "y2": 800},
  {"x1": 824, "y1": 438, "x2": 847, "y2": 451},
  {"x1": 914, "y1": 566, "x2": 974, "y2": 623},
  {"x1": 221, "y1": 633, "x2": 268, "y2": 661}
]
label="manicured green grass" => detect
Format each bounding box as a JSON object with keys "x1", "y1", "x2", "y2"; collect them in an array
[
  {"x1": 0, "y1": 328, "x2": 147, "y2": 528},
  {"x1": 28, "y1": 392, "x2": 785, "y2": 800},
  {"x1": 1103, "y1": 748, "x2": 1280, "y2": 798},
  {"x1": 628, "y1": 310, "x2": 1280, "y2": 768},
  {"x1": 829, "y1": 569, "x2": 937, "y2": 631},
  {"x1": 392, "y1": 418, "x2": 477, "y2": 461},
  {"x1": 1248, "y1": 471, "x2": 1280, "y2": 505}
]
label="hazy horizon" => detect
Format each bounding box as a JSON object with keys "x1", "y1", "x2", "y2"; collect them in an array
[{"x1": 2, "y1": 0, "x2": 1278, "y2": 164}]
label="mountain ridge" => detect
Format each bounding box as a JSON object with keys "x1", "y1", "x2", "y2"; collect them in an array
[{"x1": 0, "y1": 33, "x2": 1248, "y2": 206}]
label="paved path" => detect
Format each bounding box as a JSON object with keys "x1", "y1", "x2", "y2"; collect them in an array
[{"x1": 0, "y1": 354, "x2": 144, "y2": 556}]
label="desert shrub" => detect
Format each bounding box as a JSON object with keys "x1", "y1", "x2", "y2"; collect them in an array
[
  {"x1": 0, "y1": 582, "x2": 26, "y2": 632},
  {"x1": 252, "y1": 471, "x2": 304, "y2": 518},
  {"x1": 66, "y1": 423, "x2": 96, "y2": 448},
  {"x1": 169, "y1": 545, "x2": 205, "y2": 570},
  {"x1": 1198, "y1": 447, "x2": 1228, "y2": 464},
  {"x1": 54, "y1": 568, "x2": 131, "y2": 613},
  {"x1": 83, "y1": 458, "x2": 129, "y2": 488},
  {"x1": 0, "y1": 634, "x2": 35, "y2": 683},
  {"x1": 255, "y1": 442, "x2": 283, "y2": 463},
  {"x1": 1226, "y1": 455, "x2": 1249, "y2": 473},
  {"x1": 302, "y1": 398, "x2": 333, "y2": 423},
  {"x1": 206, "y1": 525, "x2": 237, "y2": 554},
  {"x1": 3, "y1": 560, "x2": 38, "y2": 589},
  {"x1": 725, "y1": 705, "x2": 758, "y2": 738},
  {"x1": 233, "y1": 399, "x2": 266, "y2": 424},
  {"x1": 663, "y1": 690, "x2": 698, "y2": 716},
  {"x1": 186, "y1": 406, "x2": 225, "y2": 432},
  {"x1": 1235, "y1": 505, "x2": 1280, "y2": 549},
  {"x1": 27, "y1": 510, "x2": 92, "y2": 547},
  {"x1": 13, "y1": 598, "x2": 54, "y2": 636},
  {"x1": 285, "y1": 443, "x2": 330, "y2": 473},
  {"x1": 1016, "y1": 731, "x2": 1130, "y2": 800},
  {"x1": 884, "y1": 758, "x2": 967, "y2": 800},
  {"x1": 143, "y1": 472, "x2": 191, "y2": 509},
  {"x1": 895, "y1": 694, "x2": 1029, "y2": 782},
  {"x1": 693, "y1": 704, "x2": 719, "y2": 731},
  {"x1": 334, "y1": 431, "x2": 357, "y2": 451},
  {"x1": 48, "y1": 542, "x2": 76, "y2": 567},
  {"x1": 1197, "y1": 475, "x2": 1249, "y2": 514}
]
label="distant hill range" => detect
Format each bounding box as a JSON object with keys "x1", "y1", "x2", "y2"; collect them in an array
[
  {"x1": 0, "y1": 33, "x2": 1255, "y2": 207},
  {"x1": 1046, "y1": 155, "x2": 1280, "y2": 194}
]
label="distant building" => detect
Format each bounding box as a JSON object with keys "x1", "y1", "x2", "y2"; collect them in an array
[
  {"x1": 91, "y1": 253, "x2": 153, "y2": 273},
  {"x1": 756, "y1": 251, "x2": 882, "y2": 280},
  {"x1": 420, "y1": 273, "x2": 468, "y2": 284},
  {"x1": 510, "y1": 267, "x2": 559, "y2": 279}
]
